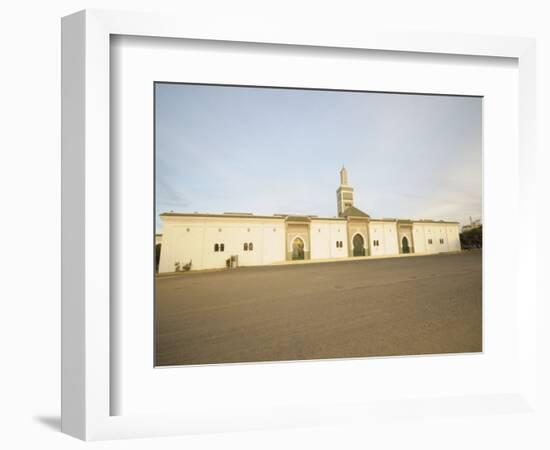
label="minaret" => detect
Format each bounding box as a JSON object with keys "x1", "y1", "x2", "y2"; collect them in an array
[
  {"x1": 336, "y1": 166, "x2": 354, "y2": 216},
  {"x1": 340, "y1": 166, "x2": 348, "y2": 185}
]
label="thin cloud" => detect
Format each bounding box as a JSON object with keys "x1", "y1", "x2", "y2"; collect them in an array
[{"x1": 155, "y1": 84, "x2": 482, "y2": 227}]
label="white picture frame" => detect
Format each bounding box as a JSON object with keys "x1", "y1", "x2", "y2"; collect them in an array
[{"x1": 61, "y1": 9, "x2": 537, "y2": 441}]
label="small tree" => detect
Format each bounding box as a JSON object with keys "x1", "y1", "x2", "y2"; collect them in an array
[{"x1": 460, "y1": 225, "x2": 482, "y2": 249}]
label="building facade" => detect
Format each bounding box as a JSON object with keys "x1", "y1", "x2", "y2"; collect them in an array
[{"x1": 157, "y1": 168, "x2": 461, "y2": 272}]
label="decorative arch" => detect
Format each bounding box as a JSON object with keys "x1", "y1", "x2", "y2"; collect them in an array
[
  {"x1": 401, "y1": 235, "x2": 410, "y2": 254},
  {"x1": 291, "y1": 236, "x2": 305, "y2": 260},
  {"x1": 352, "y1": 232, "x2": 366, "y2": 257},
  {"x1": 288, "y1": 235, "x2": 308, "y2": 251}
]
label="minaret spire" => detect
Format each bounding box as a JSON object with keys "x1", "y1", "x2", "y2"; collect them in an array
[
  {"x1": 336, "y1": 166, "x2": 354, "y2": 216},
  {"x1": 340, "y1": 165, "x2": 348, "y2": 185}
]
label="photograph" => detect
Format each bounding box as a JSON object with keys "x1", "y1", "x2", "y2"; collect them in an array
[{"x1": 154, "y1": 83, "x2": 482, "y2": 367}]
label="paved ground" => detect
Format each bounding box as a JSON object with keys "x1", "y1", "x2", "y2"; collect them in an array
[{"x1": 155, "y1": 251, "x2": 482, "y2": 366}]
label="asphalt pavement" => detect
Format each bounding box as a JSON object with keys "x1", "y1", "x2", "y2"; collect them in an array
[{"x1": 155, "y1": 251, "x2": 482, "y2": 366}]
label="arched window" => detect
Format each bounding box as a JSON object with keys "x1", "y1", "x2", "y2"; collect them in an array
[
  {"x1": 220, "y1": 243, "x2": 225, "y2": 252},
  {"x1": 244, "y1": 243, "x2": 248, "y2": 251},
  {"x1": 214, "y1": 243, "x2": 219, "y2": 252},
  {"x1": 249, "y1": 242, "x2": 253, "y2": 251}
]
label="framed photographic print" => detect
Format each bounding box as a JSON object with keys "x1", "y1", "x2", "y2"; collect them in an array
[{"x1": 61, "y1": 9, "x2": 538, "y2": 441}]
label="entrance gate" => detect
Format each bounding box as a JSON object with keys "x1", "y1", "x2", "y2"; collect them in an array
[
  {"x1": 292, "y1": 238, "x2": 305, "y2": 260},
  {"x1": 402, "y1": 236, "x2": 410, "y2": 254},
  {"x1": 353, "y1": 234, "x2": 366, "y2": 256}
]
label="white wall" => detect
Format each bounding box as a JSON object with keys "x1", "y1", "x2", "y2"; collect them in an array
[
  {"x1": 412, "y1": 223, "x2": 461, "y2": 254},
  {"x1": 368, "y1": 223, "x2": 383, "y2": 256},
  {"x1": 263, "y1": 225, "x2": 286, "y2": 263},
  {"x1": 436, "y1": 226, "x2": 449, "y2": 252},
  {"x1": 413, "y1": 223, "x2": 439, "y2": 254},
  {"x1": 368, "y1": 221, "x2": 398, "y2": 256},
  {"x1": 330, "y1": 222, "x2": 349, "y2": 258},
  {"x1": 160, "y1": 219, "x2": 461, "y2": 271},
  {"x1": 446, "y1": 224, "x2": 462, "y2": 251},
  {"x1": 159, "y1": 222, "x2": 205, "y2": 272},
  {"x1": 159, "y1": 216, "x2": 285, "y2": 272},
  {"x1": 413, "y1": 225, "x2": 427, "y2": 253},
  {"x1": 425, "y1": 225, "x2": 438, "y2": 254},
  {"x1": 310, "y1": 221, "x2": 330, "y2": 259},
  {"x1": 310, "y1": 220, "x2": 348, "y2": 260},
  {"x1": 383, "y1": 222, "x2": 399, "y2": 255}
]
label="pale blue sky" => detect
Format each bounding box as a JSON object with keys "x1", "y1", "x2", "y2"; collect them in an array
[{"x1": 155, "y1": 83, "x2": 481, "y2": 231}]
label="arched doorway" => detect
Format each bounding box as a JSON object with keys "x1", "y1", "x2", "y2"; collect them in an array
[
  {"x1": 352, "y1": 234, "x2": 366, "y2": 256},
  {"x1": 402, "y1": 236, "x2": 410, "y2": 254},
  {"x1": 292, "y1": 237, "x2": 305, "y2": 260}
]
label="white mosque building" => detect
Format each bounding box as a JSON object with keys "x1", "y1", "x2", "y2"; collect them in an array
[{"x1": 157, "y1": 168, "x2": 461, "y2": 272}]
